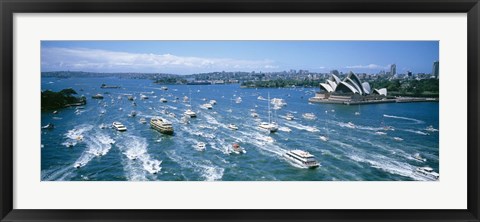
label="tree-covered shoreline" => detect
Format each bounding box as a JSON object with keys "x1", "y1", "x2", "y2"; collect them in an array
[{"x1": 41, "y1": 88, "x2": 86, "y2": 110}]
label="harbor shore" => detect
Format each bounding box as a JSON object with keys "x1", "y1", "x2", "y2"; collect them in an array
[{"x1": 309, "y1": 97, "x2": 438, "y2": 105}]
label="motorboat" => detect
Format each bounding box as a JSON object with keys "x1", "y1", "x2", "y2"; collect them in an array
[
  {"x1": 231, "y1": 143, "x2": 246, "y2": 154},
  {"x1": 228, "y1": 124, "x2": 238, "y2": 130},
  {"x1": 413, "y1": 153, "x2": 427, "y2": 162},
  {"x1": 112, "y1": 122, "x2": 127, "y2": 131},
  {"x1": 375, "y1": 131, "x2": 387, "y2": 135},
  {"x1": 196, "y1": 142, "x2": 206, "y2": 151},
  {"x1": 251, "y1": 112, "x2": 259, "y2": 118},
  {"x1": 183, "y1": 96, "x2": 189, "y2": 103},
  {"x1": 150, "y1": 117, "x2": 174, "y2": 135},
  {"x1": 235, "y1": 97, "x2": 242, "y2": 104},
  {"x1": 139, "y1": 118, "x2": 147, "y2": 124},
  {"x1": 354, "y1": 111, "x2": 361, "y2": 116},
  {"x1": 184, "y1": 109, "x2": 197, "y2": 118},
  {"x1": 74, "y1": 162, "x2": 85, "y2": 168},
  {"x1": 140, "y1": 94, "x2": 149, "y2": 100},
  {"x1": 209, "y1": 100, "x2": 217, "y2": 105},
  {"x1": 319, "y1": 135, "x2": 328, "y2": 141},
  {"x1": 302, "y1": 113, "x2": 316, "y2": 120},
  {"x1": 161, "y1": 86, "x2": 168, "y2": 91},
  {"x1": 270, "y1": 98, "x2": 287, "y2": 107},
  {"x1": 99, "y1": 123, "x2": 108, "y2": 129},
  {"x1": 202, "y1": 103, "x2": 213, "y2": 109},
  {"x1": 53, "y1": 110, "x2": 58, "y2": 114},
  {"x1": 283, "y1": 150, "x2": 320, "y2": 168},
  {"x1": 127, "y1": 95, "x2": 134, "y2": 101},
  {"x1": 91, "y1": 93, "x2": 104, "y2": 99},
  {"x1": 393, "y1": 137, "x2": 404, "y2": 141},
  {"x1": 41, "y1": 123, "x2": 54, "y2": 129},
  {"x1": 426, "y1": 125, "x2": 438, "y2": 132},
  {"x1": 416, "y1": 166, "x2": 439, "y2": 180},
  {"x1": 285, "y1": 113, "x2": 294, "y2": 121},
  {"x1": 160, "y1": 98, "x2": 167, "y2": 103},
  {"x1": 129, "y1": 111, "x2": 137, "y2": 117},
  {"x1": 346, "y1": 122, "x2": 356, "y2": 129}
]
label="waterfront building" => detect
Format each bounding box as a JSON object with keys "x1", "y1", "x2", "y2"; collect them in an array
[
  {"x1": 432, "y1": 61, "x2": 439, "y2": 78},
  {"x1": 310, "y1": 72, "x2": 388, "y2": 104}
]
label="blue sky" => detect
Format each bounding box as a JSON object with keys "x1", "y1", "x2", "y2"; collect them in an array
[{"x1": 41, "y1": 41, "x2": 439, "y2": 75}]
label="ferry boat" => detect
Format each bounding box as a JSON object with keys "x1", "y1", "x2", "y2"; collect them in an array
[
  {"x1": 416, "y1": 166, "x2": 439, "y2": 180},
  {"x1": 231, "y1": 143, "x2": 246, "y2": 154},
  {"x1": 228, "y1": 124, "x2": 239, "y2": 130},
  {"x1": 184, "y1": 109, "x2": 197, "y2": 118},
  {"x1": 283, "y1": 150, "x2": 320, "y2": 168},
  {"x1": 160, "y1": 98, "x2": 167, "y2": 103},
  {"x1": 302, "y1": 113, "x2": 316, "y2": 120},
  {"x1": 112, "y1": 122, "x2": 127, "y2": 131},
  {"x1": 91, "y1": 93, "x2": 104, "y2": 99},
  {"x1": 150, "y1": 117, "x2": 174, "y2": 135}
]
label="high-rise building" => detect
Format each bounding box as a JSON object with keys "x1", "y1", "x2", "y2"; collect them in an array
[
  {"x1": 432, "y1": 61, "x2": 439, "y2": 78},
  {"x1": 390, "y1": 64, "x2": 396, "y2": 76}
]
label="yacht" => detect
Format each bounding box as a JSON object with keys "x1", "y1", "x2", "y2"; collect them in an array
[
  {"x1": 416, "y1": 166, "x2": 439, "y2": 180},
  {"x1": 184, "y1": 109, "x2": 197, "y2": 118},
  {"x1": 150, "y1": 117, "x2": 174, "y2": 135},
  {"x1": 112, "y1": 122, "x2": 127, "y2": 131},
  {"x1": 139, "y1": 118, "x2": 147, "y2": 124},
  {"x1": 160, "y1": 98, "x2": 167, "y2": 103},
  {"x1": 196, "y1": 142, "x2": 206, "y2": 151},
  {"x1": 285, "y1": 113, "x2": 294, "y2": 121},
  {"x1": 283, "y1": 150, "x2": 320, "y2": 168},
  {"x1": 303, "y1": 113, "x2": 316, "y2": 120},
  {"x1": 259, "y1": 122, "x2": 279, "y2": 133},
  {"x1": 91, "y1": 93, "x2": 104, "y2": 99},
  {"x1": 228, "y1": 124, "x2": 239, "y2": 130},
  {"x1": 231, "y1": 143, "x2": 246, "y2": 154},
  {"x1": 202, "y1": 103, "x2": 213, "y2": 109}
]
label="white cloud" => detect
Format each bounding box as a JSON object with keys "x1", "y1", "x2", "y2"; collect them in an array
[
  {"x1": 345, "y1": 64, "x2": 389, "y2": 69},
  {"x1": 41, "y1": 47, "x2": 278, "y2": 74}
]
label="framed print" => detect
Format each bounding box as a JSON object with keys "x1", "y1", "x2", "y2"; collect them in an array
[{"x1": 1, "y1": 0, "x2": 479, "y2": 221}]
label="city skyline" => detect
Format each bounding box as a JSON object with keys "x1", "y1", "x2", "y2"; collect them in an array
[{"x1": 41, "y1": 41, "x2": 439, "y2": 75}]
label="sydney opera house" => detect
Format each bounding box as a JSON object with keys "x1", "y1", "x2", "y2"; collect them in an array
[{"x1": 309, "y1": 72, "x2": 389, "y2": 104}]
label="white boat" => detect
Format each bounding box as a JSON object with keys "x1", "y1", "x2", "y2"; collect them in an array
[
  {"x1": 319, "y1": 135, "x2": 328, "y2": 141},
  {"x1": 127, "y1": 95, "x2": 134, "y2": 101},
  {"x1": 112, "y1": 122, "x2": 127, "y2": 131},
  {"x1": 303, "y1": 113, "x2": 316, "y2": 120},
  {"x1": 257, "y1": 96, "x2": 266, "y2": 100},
  {"x1": 150, "y1": 117, "x2": 174, "y2": 135},
  {"x1": 91, "y1": 93, "x2": 104, "y2": 99},
  {"x1": 41, "y1": 123, "x2": 54, "y2": 129},
  {"x1": 168, "y1": 113, "x2": 176, "y2": 118},
  {"x1": 283, "y1": 150, "x2": 320, "y2": 168},
  {"x1": 181, "y1": 116, "x2": 190, "y2": 124},
  {"x1": 129, "y1": 111, "x2": 137, "y2": 117},
  {"x1": 416, "y1": 166, "x2": 439, "y2": 180},
  {"x1": 209, "y1": 100, "x2": 217, "y2": 105},
  {"x1": 184, "y1": 109, "x2": 197, "y2": 118},
  {"x1": 161, "y1": 86, "x2": 168, "y2": 91},
  {"x1": 53, "y1": 110, "x2": 58, "y2": 114},
  {"x1": 235, "y1": 97, "x2": 242, "y2": 104},
  {"x1": 285, "y1": 113, "x2": 294, "y2": 121},
  {"x1": 375, "y1": 131, "x2": 387, "y2": 135},
  {"x1": 346, "y1": 122, "x2": 356, "y2": 129},
  {"x1": 160, "y1": 98, "x2": 167, "y2": 103},
  {"x1": 271, "y1": 98, "x2": 287, "y2": 107},
  {"x1": 354, "y1": 111, "x2": 361, "y2": 116},
  {"x1": 183, "y1": 96, "x2": 189, "y2": 103},
  {"x1": 144, "y1": 160, "x2": 162, "y2": 174},
  {"x1": 425, "y1": 125, "x2": 438, "y2": 132},
  {"x1": 140, "y1": 94, "x2": 148, "y2": 100},
  {"x1": 99, "y1": 123, "x2": 108, "y2": 129},
  {"x1": 259, "y1": 122, "x2": 278, "y2": 133},
  {"x1": 393, "y1": 137, "x2": 404, "y2": 141},
  {"x1": 202, "y1": 103, "x2": 213, "y2": 109},
  {"x1": 230, "y1": 143, "x2": 246, "y2": 154},
  {"x1": 228, "y1": 124, "x2": 238, "y2": 130},
  {"x1": 196, "y1": 142, "x2": 206, "y2": 151},
  {"x1": 139, "y1": 118, "x2": 147, "y2": 124},
  {"x1": 74, "y1": 162, "x2": 85, "y2": 168},
  {"x1": 251, "y1": 112, "x2": 259, "y2": 118},
  {"x1": 259, "y1": 93, "x2": 278, "y2": 133},
  {"x1": 413, "y1": 153, "x2": 427, "y2": 162}
]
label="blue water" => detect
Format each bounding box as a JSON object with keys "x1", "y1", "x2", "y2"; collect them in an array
[{"x1": 41, "y1": 77, "x2": 439, "y2": 181}]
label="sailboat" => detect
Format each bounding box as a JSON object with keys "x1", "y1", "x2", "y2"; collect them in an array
[
  {"x1": 259, "y1": 92, "x2": 278, "y2": 133},
  {"x1": 354, "y1": 104, "x2": 361, "y2": 115}
]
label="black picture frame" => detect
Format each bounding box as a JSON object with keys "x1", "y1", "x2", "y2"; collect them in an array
[{"x1": 1, "y1": 0, "x2": 479, "y2": 221}]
